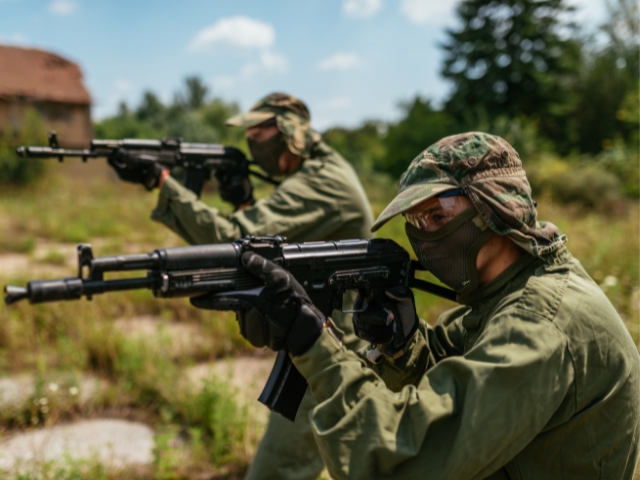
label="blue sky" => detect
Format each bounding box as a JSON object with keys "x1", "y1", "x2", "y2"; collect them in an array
[{"x1": 0, "y1": 0, "x2": 607, "y2": 130}]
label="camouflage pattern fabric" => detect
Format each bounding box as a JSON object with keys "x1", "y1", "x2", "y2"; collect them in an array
[
  {"x1": 226, "y1": 92, "x2": 322, "y2": 159},
  {"x1": 371, "y1": 132, "x2": 566, "y2": 257}
]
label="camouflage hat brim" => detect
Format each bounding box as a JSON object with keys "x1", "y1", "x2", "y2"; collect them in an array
[
  {"x1": 371, "y1": 182, "x2": 458, "y2": 232},
  {"x1": 226, "y1": 111, "x2": 275, "y2": 128}
]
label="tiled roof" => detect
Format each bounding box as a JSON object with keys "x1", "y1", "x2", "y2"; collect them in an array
[{"x1": 0, "y1": 45, "x2": 91, "y2": 105}]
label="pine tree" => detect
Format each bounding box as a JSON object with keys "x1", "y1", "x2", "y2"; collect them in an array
[{"x1": 441, "y1": 0, "x2": 582, "y2": 151}]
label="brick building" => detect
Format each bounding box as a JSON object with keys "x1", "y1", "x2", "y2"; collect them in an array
[{"x1": 0, "y1": 45, "x2": 92, "y2": 147}]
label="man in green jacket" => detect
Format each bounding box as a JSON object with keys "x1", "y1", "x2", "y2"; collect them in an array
[
  {"x1": 109, "y1": 93, "x2": 373, "y2": 480},
  {"x1": 193, "y1": 132, "x2": 640, "y2": 479}
]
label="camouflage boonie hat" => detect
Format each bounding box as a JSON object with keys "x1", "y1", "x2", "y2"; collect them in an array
[
  {"x1": 226, "y1": 92, "x2": 321, "y2": 159},
  {"x1": 372, "y1": 132, "x2": 566, "y2": 257}
]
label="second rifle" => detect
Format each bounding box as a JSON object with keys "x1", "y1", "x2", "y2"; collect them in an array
[{"x1": 16, "y1": 131, "x2": 278, "y2": 197}]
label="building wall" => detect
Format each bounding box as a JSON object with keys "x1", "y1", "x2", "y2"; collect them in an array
[{"x1": 0, "y1": 98, "x2": 92, "y2": 147}]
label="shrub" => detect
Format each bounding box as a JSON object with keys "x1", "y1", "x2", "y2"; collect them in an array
[
  {"x1": 525, "y1": 155, "x2": 623, "y2": 211},
  {"x1": 0, "y1": 109, "x2": 47, "y2": 186},
  {"x1": 592, "y1": 139, "x2": 640, "y2": 198}
]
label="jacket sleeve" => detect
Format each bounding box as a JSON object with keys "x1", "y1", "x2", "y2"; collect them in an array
[
  {"x1": 150, "y1": 175, "x2": 341, "y2": 245},
  {"x1": 364, "y1": 306, "x2": 468, "y2": 392},
  {"x1": 293, "y1": 308, "x2": 575, "y2": 480}
]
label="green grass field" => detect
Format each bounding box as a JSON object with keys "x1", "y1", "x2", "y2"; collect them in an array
[{"x1": 0, "y1": 162, "x2": 638, "y2": 479}]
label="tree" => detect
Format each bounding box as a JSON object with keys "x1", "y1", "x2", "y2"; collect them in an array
[
  {"x1": 323, "y1": 121, "x2": 387, "y2": 171},
  {"x1": 381, "y1": 98, "x2": 456, "y2": 179},
  {"x1": 441, "y1": 0, "x2": 582, "y2": 151},
  {"x1": 574, "y1": 0, "x2": 639, "y2": 153},
  {"x1": 135, "y1": 91, "x2": 166, "y2": 129},
  {"x1": 175, "y1": 76, "x2": 210, "y2": 111},
  {"x1": 95, "y1": 82, "x2": 243, "y2": 145}
]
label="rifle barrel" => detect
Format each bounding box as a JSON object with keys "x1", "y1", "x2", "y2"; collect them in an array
[{"x1": 16, "y1": 146, "x2": 101, "y2": 158}]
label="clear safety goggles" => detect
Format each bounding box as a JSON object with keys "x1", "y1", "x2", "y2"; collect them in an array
[{"x1": 404, "y1": 189, "x2": 469, "y2": 232}]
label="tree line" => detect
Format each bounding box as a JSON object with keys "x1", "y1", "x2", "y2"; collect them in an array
[{"x1": 1, "y1": 0, "x2": 637, "y2": 206}]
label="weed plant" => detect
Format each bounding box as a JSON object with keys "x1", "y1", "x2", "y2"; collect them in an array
[{"x1": 0, "y1": 165, "x2": 637, "y2": 478}]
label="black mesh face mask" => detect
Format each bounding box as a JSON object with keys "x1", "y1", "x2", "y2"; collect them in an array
[
  {"x1": 248, "y1": 131, "x2": 288, "y2": 177},
  {"x1": 405, "y1": 206, "x2": 495, "y2": 294}
]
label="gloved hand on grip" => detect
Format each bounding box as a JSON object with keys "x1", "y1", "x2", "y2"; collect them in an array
[
  {"x1": 353, "y1": 286, "x2": 419, "y2": 358},
  {"x1": 214, "y1": 169, "x2": 255, "y2": 210},
  {"x1": 107, "y1": 154, "x2": 166, "y2": 191},
  {"x1": 190, "y1": 251, "x2": 325, "y2": 356}
]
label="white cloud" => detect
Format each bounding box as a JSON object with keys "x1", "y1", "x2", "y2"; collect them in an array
[
  {"x1": 399, "y1": 0, "x2": 454, "y2": 25},
  {"x1": 318, "y1": 97, "x2": 354, "y2": 110},
  {"x1": 240, "y1": 50, "x2": 288, "y2": 78},
  {"x1": 318, "y1": 52, "x2": 361, "y2": 71},
  {"x1": 48, "y1": 0, "x2": 78, "y2": 15},
  {"x1": 213, "y1": 50, "x2": 289, "y2": 89},
  {"x1": 258, "y1": 50, "x2": 288, "y2": 73},
  {"x1": 343, "y1": 0, "x2": 382, "y2": 18},
  {"x1": 188, "y1": 16, "x2": 275, "y2": 52}
]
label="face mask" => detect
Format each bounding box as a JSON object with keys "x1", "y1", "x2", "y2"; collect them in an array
[
  {"x1": 405, "y1": 206, "x2": 494, "y2": 294},
  {"x1": 248, "y1": 132, "x2": 288, "y2": 176}
]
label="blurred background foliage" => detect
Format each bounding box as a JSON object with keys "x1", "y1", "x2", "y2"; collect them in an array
[
  {"x1": 0, "y1": 108, "x2": 47, "y2": 186},
  {"x1": 2, "y1": 0, "x2": 637, "y2": 210},
  {"x1": 95, "y1": 76, "x2": 245, "y2": 148},
  {"x1": 326, "y1": 0, "x2": 639, "y2": 207}
]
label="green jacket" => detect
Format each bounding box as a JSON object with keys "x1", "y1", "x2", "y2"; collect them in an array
[
  {"x1": 151, "y1": 141, "x2": 374, "y2": 244},
  {"x1": 293, "y1": 248, "x2": 640, "y2": 479}
]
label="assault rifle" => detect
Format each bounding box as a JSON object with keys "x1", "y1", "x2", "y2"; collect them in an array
[
  {"x1": 16, "y1": 131, "x2": 278, "y2": 197},
  {"x1": 4, "y1": 236, "x2": 455, "y2": 421}
]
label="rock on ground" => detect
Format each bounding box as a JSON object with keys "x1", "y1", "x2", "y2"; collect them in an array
[{"x1": 0, "y1": 419, "x2": 154, "y2": 472}]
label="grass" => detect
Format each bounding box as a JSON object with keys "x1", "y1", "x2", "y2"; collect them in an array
[
  {"x1": 0, "y1": 163, "x2": 638, "y2": 478},
  {"x1": 0, "y1": 164, "x2": 256, "y2": 477}
]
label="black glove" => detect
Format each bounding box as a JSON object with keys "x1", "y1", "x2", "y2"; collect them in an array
[
  {"x1": 353, "y1": 286, "x2": 419, "y2": 357},
  {"x1": 107, "y1": 153, "x2": 165, "y2": 191},
  {"x1": 190, "y1": 251, "x2": 325, "y2": 356},
  {"x1": 214, "y1": 169, "x2": 255, "y2": 210}
]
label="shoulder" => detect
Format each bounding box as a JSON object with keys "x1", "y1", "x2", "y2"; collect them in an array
[
  {"x1": 488, "y1": 249, "x2": 575, "y2": 324},
  {"x1": 279, "y1": 142, "x2": 358, "y2": 191},
  {"x1": 513, "y1": 249, "x2": 616, "y2": 328},
  {"x1": 484, "y1": 248, "x2": 625, "y2": 356},
  {"x1": 308, "y1": 141, "x2": 357, "y2": 176},
  {"x1": 471, "y1": 254, "x2": 575, "y2": 354}
]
